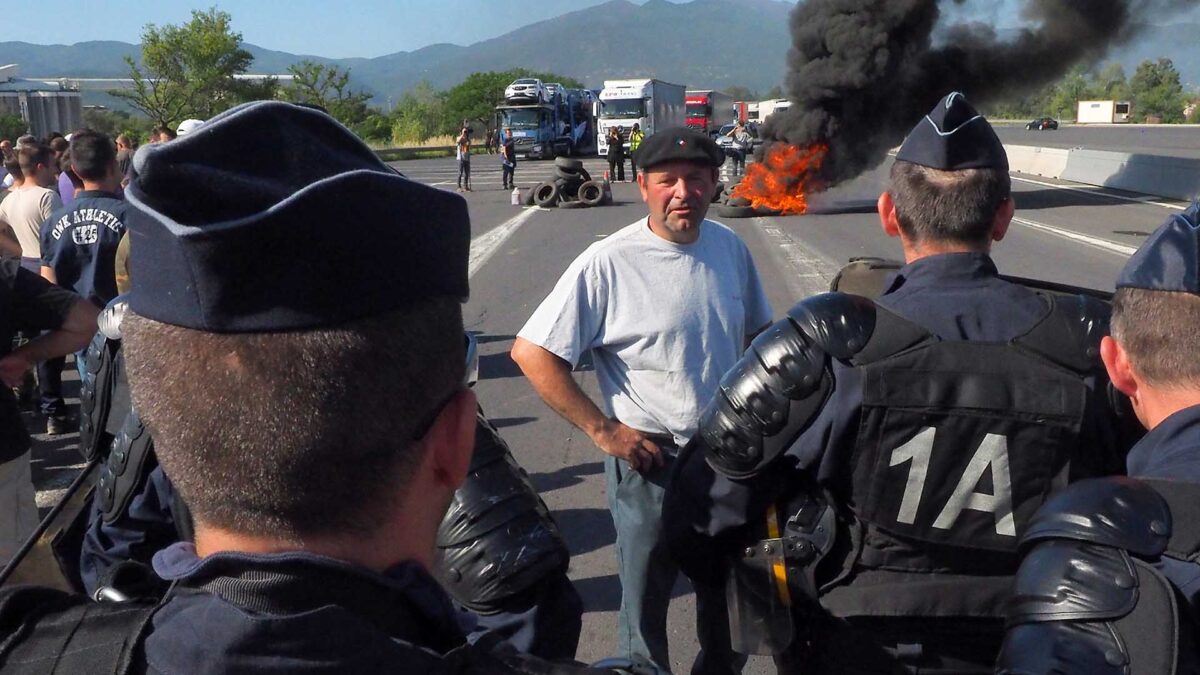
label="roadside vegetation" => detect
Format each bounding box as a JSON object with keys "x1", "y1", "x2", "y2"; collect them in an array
[{"x1": 987, "y1": 58, "x2": 1199, "y2": 123}]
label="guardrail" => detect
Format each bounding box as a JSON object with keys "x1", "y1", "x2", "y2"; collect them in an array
[
  {"x1": 1006, "y1": 143, "x2": 1200, "y2": 201},
  {"x1": 374, "y1": 146, "x2": 456, "y2": 162}
]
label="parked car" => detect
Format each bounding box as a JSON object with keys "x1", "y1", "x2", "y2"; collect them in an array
[
  {"x1": 505, "y1": 78, "x2": 548, "y2": 104},
  {"x1": 1026, "y1": 117, "x2": 1059, "y2": 130}
]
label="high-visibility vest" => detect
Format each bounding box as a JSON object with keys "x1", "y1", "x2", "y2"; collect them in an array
[{"x1": 629, "y1": 130, "x2": 644, "y2": 152}]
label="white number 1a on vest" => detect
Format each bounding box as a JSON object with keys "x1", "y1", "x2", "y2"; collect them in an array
[{"x1": 888, "y1": 427, "x2": 1016, "y2": 537}]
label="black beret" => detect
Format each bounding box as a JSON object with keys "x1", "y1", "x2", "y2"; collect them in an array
[
  {"x1": 896, "y1": 92, "x2": 1008, "y2": 171},
  {"x1": 1117, "y1": 201, "x2": 1200, "y2": 293},
  {"x1": 126, "y1": 101, "x2": 470, "y2": 333},
  {"x1": 631, "y1": 127, "x2": 724, "y2": 171}
]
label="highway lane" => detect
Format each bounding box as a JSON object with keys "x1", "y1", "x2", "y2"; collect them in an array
[
  {"x1": 995, "y1": 124, "x2": 1200, "y2": 159},
  {"x1": 19, "y1": 150, "x2": 1190, "y2": 674}
]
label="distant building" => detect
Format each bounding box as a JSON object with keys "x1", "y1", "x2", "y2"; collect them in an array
[{"x1": 0, "y1": 64, "x2": 83, "y2": 138}]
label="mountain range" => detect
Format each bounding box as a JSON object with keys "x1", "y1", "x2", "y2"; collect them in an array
[{"x1": 0, "y1": 0, "x2": 1195, "y2": 110}]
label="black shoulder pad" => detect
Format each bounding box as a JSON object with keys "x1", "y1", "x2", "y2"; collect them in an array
[
  {"x1": 997, "y1": 621, "x2": 1128, "y2": 675},
  {"x1": 1001, "y1": 555, "x2": 1183, "y2": 675},
  {"x1": 1007, "y1": 540, "x2": 1138, "y2": 625},
  {"x1": 1013, "y1": 294, "x2": 1110, "y2": 374},
  {"x1": 1021, "y1": 477, "x2": 1171, "y2": 557},
  {"x1": 785, "y1": 293, "x2": 876, "y2": 359},
  {"x1": 435, "y1": 412, "x2": 568, "y2": 612},
  {"x1": 699, "y1": 293, "x2": 874, "y2": 479},
  {"x1": 99, "y1": 410, "x2": 157, "y2": 525}
]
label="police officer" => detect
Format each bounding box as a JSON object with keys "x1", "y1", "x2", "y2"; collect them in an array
[
  {"x1": 662, "y1": 92, "x2": 1129, "y2": 673},
  {"x1": 1101, "y1": 201, "x2": 1200, "y2": 608},
  {"x1": 0, "y1": 101, "x2": 603, "y2": 674},
  {"x1": 993, "y1": 205, "x2": 1200, "y2": 674}
]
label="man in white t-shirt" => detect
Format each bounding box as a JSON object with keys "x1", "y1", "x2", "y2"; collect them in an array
[
  {"x1": 512, "y1": 128, "x2": 773, "y2": 674},
  {"x1": 0, "y1": 143, "x2": 61, "y2": 272}
]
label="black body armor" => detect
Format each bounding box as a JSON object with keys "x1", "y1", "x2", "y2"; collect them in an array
[
  {"x1": 703, "y1": 289, "x2": 1113, "y2": 661},
  {"x1": 435, "y1": 411, "x2": 570, "y2": 613},
  {"x1": 997, "y1": 477, "x2": 1199, "y2": 675}
]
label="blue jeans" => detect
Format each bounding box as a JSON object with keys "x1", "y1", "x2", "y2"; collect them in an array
[{"x1": 606, "y1": 451, "x2": 747, "y2": 674}]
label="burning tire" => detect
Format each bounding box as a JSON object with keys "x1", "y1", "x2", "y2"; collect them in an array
[
  {"x1": 578, "y1": 181, "x2": 604, "y2": 207},
  {"x1": 727, "y1": 196, "x2": 751, "y2": 207},
  {"x1": 533, "y1": 182, "x2": 561, "y2": 208},
  {"x1": 554, "y1": 157, "x2": 584, "y2": 172},
  {"x1": 715, "y1": 205, "x2": 756, "y2": 219}
]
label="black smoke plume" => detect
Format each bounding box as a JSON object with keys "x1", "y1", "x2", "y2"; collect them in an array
[{"x1": 763, "y1": 0, "x2": 1198, "y2": 186}]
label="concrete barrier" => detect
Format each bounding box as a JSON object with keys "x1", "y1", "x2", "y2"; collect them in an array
[
  {"x1": 1002, "y1": 143, "x2": 1200, "y2": 201},
  {"x1": 1059, "y1": 149, "x2": 1200, "y2": 202},
  {"x1": 1004, "y1": 145, "x2": 1070, "y2": 178}
]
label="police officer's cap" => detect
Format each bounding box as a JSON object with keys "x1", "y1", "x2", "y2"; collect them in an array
[
  {"x1": 1117, "y1": 201, "x2": 1200, "y2": 293},
  {"x1": 126, "y1": 100, "x2": 469, "y2": 333},
  {"x1": 896, "y1": 92, "x2": 1009, "y2": 171},
  {"x1": 632, "y1": 127, "x2": 725, "y2": 172}
]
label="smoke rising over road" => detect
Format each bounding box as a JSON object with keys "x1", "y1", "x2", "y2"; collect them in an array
[{"x1": 763, "y1": 0, "x2": 1199, "y2": 186}]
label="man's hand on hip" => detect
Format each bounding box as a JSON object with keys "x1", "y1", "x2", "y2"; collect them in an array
[{"x1": 591, "y1": 419, "x2": 663, "y2": 472}]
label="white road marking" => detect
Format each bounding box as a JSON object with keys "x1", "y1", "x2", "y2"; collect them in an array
[
  {"x1": 754, "y1": 217, "x2": 841, "y2": 297},
  {"x1": 468, "y1": 207, "x2": 540, "y2": 278},
  {"x1": 1011, "y1": 174, "x2": 1186, "y2": 211},
  {"x1": 1011, "y1": 217, "x2": 1136, "y2": 257}
]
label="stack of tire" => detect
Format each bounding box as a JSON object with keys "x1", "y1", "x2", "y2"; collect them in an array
[
  {"x1": 527, "y1": 157, "x2": 610, "y2": 209},
  {"x1": 711, "y1": 176, "x2": 781, "y2": 219}
]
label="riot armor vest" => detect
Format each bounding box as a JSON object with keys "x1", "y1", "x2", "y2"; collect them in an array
[{"x1": 825, "y1": 300, "x2": 1096, "y2": 621}]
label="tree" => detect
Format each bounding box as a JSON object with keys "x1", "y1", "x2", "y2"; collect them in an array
[
  {"x1": 763, "y1": 85, "x2": 785, "y2": 100},
  {"x1": 1093, "y1": 62, "x2": 1130, "y2": 101},
  {"x1": 1046, "y1": 63, "x2": 1093, "y2": 119},
  {"x1": 82, "y1": 109, "x2": 156, "y2": 143},
  {"x1": 114, "y1": 8, "x2": 254, "y2": 127},
  {"x1": 0, "y1": 112, "x2": 27, "y2": 141},
  {"x1": 281, "y1": 60, "x2": 372, "y2": 127},
  {"x1": 1130, "y1": 58, "x2": 1185, "y2": 122},
  {"x1": 391, "y1": 80, "x2": 444, "y2": 145}
]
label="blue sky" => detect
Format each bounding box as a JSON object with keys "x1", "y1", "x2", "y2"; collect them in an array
[{"x1": 10, "y1": 1, "x2": 1200, "y2": 59}]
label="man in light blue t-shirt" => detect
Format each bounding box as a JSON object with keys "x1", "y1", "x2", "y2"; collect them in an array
[{"x1": 512, "y1": 128, "x2": 772, "y2": 674}]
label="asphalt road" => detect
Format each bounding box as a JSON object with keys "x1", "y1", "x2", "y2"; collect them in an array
[
  {"x1": 20, "y1": 144, "x2": 1194, "y2": 674},
  {"x1": 995, "y1": 123, "x2": 1200, "y2": 159}
]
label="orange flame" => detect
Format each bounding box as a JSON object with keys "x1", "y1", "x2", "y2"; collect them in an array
[{"x1": 731, "y1": 143, "x2": 829, "y2": 215}]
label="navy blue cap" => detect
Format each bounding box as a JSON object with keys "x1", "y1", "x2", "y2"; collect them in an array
[
  {"x1": 1116, "y1": 201, "x2": 1200, "y2": 293},
  {"x1": 126, "y1": 101, "x2": 470, "y2": 333},
  {"x1": 896, "y1": 92, "x2": 1008, "y2": 171},
  {"x1": 632, "y1": 127, "x2": 725, "y2": 171}
]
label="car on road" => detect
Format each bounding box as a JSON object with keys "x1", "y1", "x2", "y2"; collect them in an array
[
  {"x1": 1026, "y1": 117, "x2": 1059, "y2": 130},
  {"x1": 505, "y1": 78, "x2": 549, "y2": 104}
]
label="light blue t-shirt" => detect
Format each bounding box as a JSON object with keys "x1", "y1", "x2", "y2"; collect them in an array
[{"x1": 518, "y1": 217, "x2": 773, "y2": 445}]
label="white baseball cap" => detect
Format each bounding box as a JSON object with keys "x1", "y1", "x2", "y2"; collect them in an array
[{"x1": 176, "y1": 119, "x2": 205, "y2": 136}]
